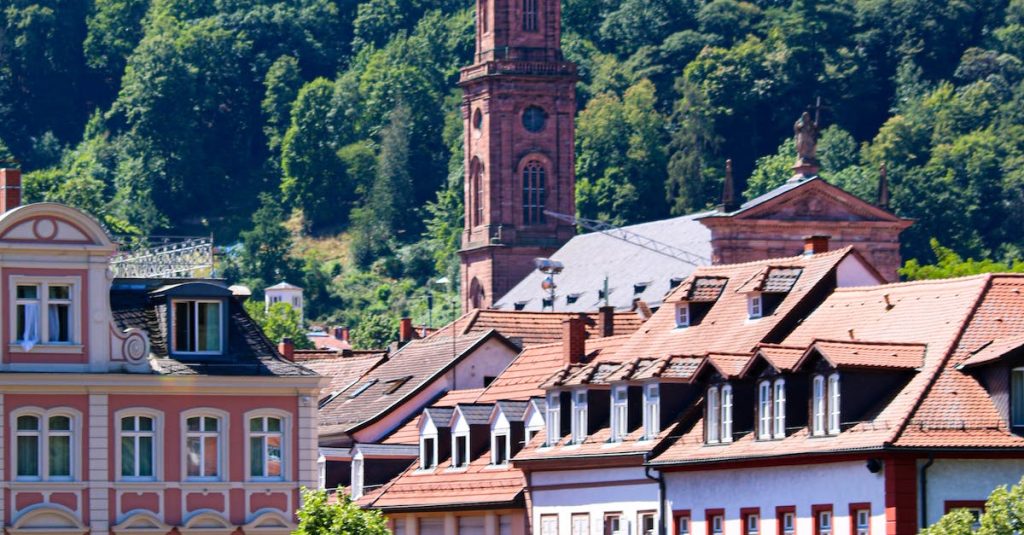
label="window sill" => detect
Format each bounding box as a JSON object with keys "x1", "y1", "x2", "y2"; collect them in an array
[
  {"x1": 10, "y1": 481, "x2": 87, "y2": 491},
  {"x1": 10, "y1": 343, "x2": 83, "y2": 354}
]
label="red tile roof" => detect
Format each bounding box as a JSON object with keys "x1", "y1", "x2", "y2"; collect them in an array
[
  {"x1": 364, "y1": 455, "x2": 525, "y2": 511},
  {"x1": 430, "y1": 309, "x2": 644, "y2": 348},
  {"x1": 960, "y1": 335, "x2": 1024, "y2": 368},
  {"x1": 476, "y1": 335, "x2": 632, "y2": 403},
  {"x1": 381, "y1": 389, "x2": 487, "y2": 446},
  {"x1": 799, "y1": 340, "x2": 927, "y2": 370},
  {"x1": 301, "y1": 351, "x2": 387, "y2": 399}
]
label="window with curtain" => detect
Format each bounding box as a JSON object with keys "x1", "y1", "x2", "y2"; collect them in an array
[
  {"x1": 522, "y1": 0, "x2": 538, "y2": 31},
  {"x1": 16, "y1": 415, "x2": 40, "y2": 478},
  {"x1": 121, "y1": 415, "x2": 155, "y2": 479},
  {"x1": 186, "y1": 415, "x2": 220, "y2": 479},
  {"x1": 522, "y1": 160, "x2": 547, "y2": 225},
  {"x1": 1012, "y1": 369, "x2": 1024, "y2": 427},
  {"x1": 173, "y1": 300, "x2": 223, "y2": 354},
  {"x1": 15, "y1": 413, "x2": 73, "y2": 480},
  {"x1": 15, "y1": 283, "x2": 74, "y2": 350},
  {"x1": 249, "y1": 416, "x2": 283, "y2": 479}
]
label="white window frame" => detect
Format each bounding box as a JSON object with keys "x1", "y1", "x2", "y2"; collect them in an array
[
  {"x1": 245, "y1": 409, "x2": 289, "y2": 482},
  {"x1": 605, "y1": 513, "x2": 624, "y2": 535},
  {"x1": 541, "y1": 515, "x2": 559, "y2": 535},
  {"x1": 854, "y1": 509, "x2": 870, "y2": 535},
  {"x1": 181, "y1": 408, "x2": 228, "y2": 481},
  {"x1": 758, "y1": 380, "x2": 772, "y2": 440},
  {"x1": 677, "y1": 515, "x2": 690, "y2": 535},
  {"x1": 721, "y1": 384, "x2": 733, "y2": 443},
  {"x1": 491, "y1": 430, "x2": 511, "y2": 465},
  {"x1": 611, "y1": 385, "x2": 629, "y2": 442},
  {"x1": 639, "y1": 512, "x2": 657, "y2": 535},
  {"x1": 746, "y1": 513, "x2": 759, "y2": 535},
  {"x1": 773, "y1": 379, "x2": 786, "y2": 438},
  {"x1": 1012, "y1": 368, "x2": 1024, "y2": 426},
  {"x1": 643, "y1": 383, "x2": 660, "y2": 440},
  {"x1": 711, "y1": 514, "x2": 724, "y2": 535},
  {"x1": 9, "y1": 276, "x2": 82, "y2": 351},
  {"x1": 707, "y1": 386, "x2": 721, "y2": 444},
  {"x1": 748, "y1": 293, "x2": 763, "y2": 319},
  {"x1": 828, "y1": 373, "x2": 841, "y2": 435},
  {"x1": 171, "y1": 299, "x2": 225, "y2": 355},
  {"x1": 420, "y1": 433, "x2": 438, "y2": 469},
  {"x1": 676, "y1": 303, "x2": 690, "y2": 328},
  {"x1": 782, "y1": 512, "x2": 795, "y2": 535},
  {"x1": 817, "y1": 510, "x2": 832, "y2": 535},
  {"x1": 452, "y1": 431, "x2": 470, "y2": 469},
  {"x1": 114, "y1": 408, "x2": 163, "y2": 482},
  {"x1": 10, "y1": 407, "x2": 82, "y2": 482},
  {"x1": 812, "y1": 375, "x2": 826, "y2": 436},
  {"x1": 546, "y1": 391, "x2": 561, "y2": 446},
  {"x1": 571, "y1": 513, "x2": 590, "y2": 535},
  {"x1": 572, "y1": 389, "x2": 588, "y2": 444}
]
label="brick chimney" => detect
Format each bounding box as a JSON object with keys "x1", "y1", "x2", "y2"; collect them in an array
[
  {"x1": 562, "y1": 316, "x2": 586, "y2": 365},
  {"x1": 598, "y1": 305, "x2": 615, "y2": 337},
  {"x1": 803, "y1": 235, "x2": 831, "y2": 256},
  {"x1": 333, "y1": 326, "x2": 350, "y2": 342},
  {"x1": 1, "y1": 168, "x2": 21, "y2": 212},
  {"x1": 399, "y1": 317, "x2": 414, "y2": 343},
  {"x1": 278, "y1": 338, "x2": 295, "y2": 362}
]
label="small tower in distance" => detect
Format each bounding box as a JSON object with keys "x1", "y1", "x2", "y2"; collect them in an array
[{"x1": 265, "y1": 282, "x2": 304, "y2": 324}]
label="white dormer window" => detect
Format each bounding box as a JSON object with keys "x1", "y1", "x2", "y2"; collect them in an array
[
  {"x1": 643, "y1": 383, "x2": 660, "y2": 439},
  {"x1": 172, "y1": 300, "x2": 224, "y2": 354},
  {"x1": 492, "y1": 431, "x2": 510, "y2": 465},
  {"x1": 773, "y1": 379, "x2": 786, "y2": 438},
  {"x1": 812, "y1": 373, "x2": 841, "y2": 436},
  {"x1": 571, "y1": 389, "x2": 588, "y2": 444},
  {"x1": 545, "y1": 392, "x2": 561, "y2": 446},
  {"x1": 748, "y1": 294, "x2": 763, "y2": 319},
  {"x1": 706, "y1": 384, "x2": 732, "y2": 444},
  {"x1": 675, "y1": 303, "x2": 690, "y2": 328},
  {"x1": 758, "y1": 380, "x2": 772, "y2": 440},
  {"x1": 452, "y1": 433, "x2": 469, "y2": 468},
  {"x1": 420, "y1": 435, "x2": 437, "y2": 469},
  {"x1": 611, "y1": 386, "x2": 629, "y2": 442}
]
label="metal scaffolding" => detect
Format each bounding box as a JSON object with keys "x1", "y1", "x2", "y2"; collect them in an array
[{"x1": 110, "y1": 236, "x2": 215, "y2": 279}]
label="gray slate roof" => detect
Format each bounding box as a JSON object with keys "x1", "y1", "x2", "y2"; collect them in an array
[
  {"x1": 455, "y1": 403, "x2": 495, "y2": 426},
  {"x1": 495, "y1": 400, "x2": 530, "y2": 422},
  {"x1": 494, "y1": 213, "x2": 715, "y2": 312}
]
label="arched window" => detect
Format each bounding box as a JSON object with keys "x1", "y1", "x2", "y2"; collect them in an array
[
  {"x1": 469, "y1": 277, "x2": 484, "y2": 310},
  {"x1": 522, "y1": 160, "x2": 547, "y2": 225},
  {"x1": 470, "y1": 158, "x2": 484, "y2": 227},
  {"x1": 13, "y1": 409, "x2": 80, "y2": 481},
  {"x1": 522, "y1": 0, "x2": 538, "y2": 31}
]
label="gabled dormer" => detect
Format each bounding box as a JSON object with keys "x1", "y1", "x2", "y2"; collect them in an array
[
  {"x1": 739, "y1": 345, "x2": 808, "y2": 440},
  {"x1": 523, "y1": 397, "x2": 546, "y2": 445},
  {"x1": 959, "y1": 335, "x2": 1024, "y2": 435},
  {"x1": 489, "y1": 401, "x2": 528, "y2": 465},
  {"x1": 674, "y1": 277, "x2": 728, "y2": 329},
  {"x1": 449, "y1": 404, "x2": 494, "y2": 469},
  {"x1": 737, "y1": 267, "x2": 804, "y2": 320},
  {"x1": 692, "y1": 354, "x2": 751, "y2": 444},
  {"x1": 793, "y1": 340, "x2": 924, "y2": 437},
  {"x1": 418, "y1": 407, "x2": 454, "y2": 470},
  {"x1": 149, "y1": 282, "x2": 234, "y2": 358}
]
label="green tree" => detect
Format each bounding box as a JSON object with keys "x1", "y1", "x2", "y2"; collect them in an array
[
  {"x1": 295, "y1": 487, "x2": 390, "y2": 535},
  {"x1": 349, "y1": 313, "x2": 396, "y2": 350},
  {"x1": 237, "y1": 194, "x2": 300, "y2": 288},
  {"x1": 262, "y1": 56, "x2": 303, "y2": 158},
  {"x1": 920, "y1": 476, "x2": 1024, "y2": 534},
  {"x1": 247, "y1": 301, "x2": 314, "y2": 349},
  {"x1": 900, "y1": 239, "x2": 1024, "y2": 280}
]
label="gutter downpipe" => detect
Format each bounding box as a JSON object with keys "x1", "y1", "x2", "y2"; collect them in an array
[
  {"x1": 919, "y1": 453, "x2": 936, "y2": 530},
  {"x1": 645, "y1": 454, "x2": 667, "y2": 535}
]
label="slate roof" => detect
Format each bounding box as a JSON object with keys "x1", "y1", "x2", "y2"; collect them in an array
[
  {"x1": 317, "y1": 329, "x2": 511, "y2": 435},
  {"x1": 109, "y1": 280, "x2": 316, "y2": 377},
  {"x1": 494, "y1": 213, "x2": 714, "y2": 312},
  {"x1": 382, "y1": 389, "x2": 487, "y2": 445},
  {"x1": 455, "y1": 404, "x2": 495, "y2": 426},
  {"x1": 494, "y1": 400, "x2": 530, "y2": 422}
]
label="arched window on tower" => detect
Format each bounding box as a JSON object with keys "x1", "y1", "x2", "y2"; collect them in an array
[
  {"x1": 469, "y1": 278, "x2": 484, "y2": 310},
  {"x1": 470, "y1": 158, "x2": 485, "y2": 227},
  {"x1": 522, "y1": 0, "x2": 538, "y2": 32},
  {"x1": 522, "y1": 160, "x2": 547, "y2": 225}
]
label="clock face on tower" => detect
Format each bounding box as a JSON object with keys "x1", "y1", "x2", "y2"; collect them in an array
[{"x1": 522, "y1": 106, "x2": 548, "y2": 133}]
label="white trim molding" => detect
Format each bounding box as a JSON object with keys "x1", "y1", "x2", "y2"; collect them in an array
[{"x1": 180, "y1": 408, "x2": 230, "y2": 482}]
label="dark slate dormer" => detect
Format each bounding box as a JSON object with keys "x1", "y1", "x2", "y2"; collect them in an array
[
  {"x1": 738, "y1": 267, "x2": 804, "y2": 319},
  {"x1": 421, "y1": 407, "x2": 454, "y2": 469},
  {"x1": 150, "y1": 281, "x2": 234, "y2": 359},
  {"x1": 492, "y1": 400, "x2": 529, "y2": 462},
  {"x1": 675, "y1": 277, "x2": 728, "y2": 328},
  {"x1": 453, "y1": 404, "x2": 495, "y2": 463}
]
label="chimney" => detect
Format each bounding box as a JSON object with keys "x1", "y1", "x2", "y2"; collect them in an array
[
  {"x1": 877, "y1": 162, "x2": 891, "y2": 210},
  {"x1": 1, "y1": 168, "x2": 21, "y2": 212},
  {"x1": 399, "y1": 317, "x2": 414, "y2": 343},
  {"x1": 333, "y1": 326, "x2": 350, "y2": 341},
  {"x1": 803, "y1": 235, "x2": 831, "y2": 256},
  {"x1": 562, "y1": 316, "x2": 586, "y2": 365},
  {"x1": 598, "y1": 305, "x2": 615, "y2": 337},
  {"x1": 718, "y1": 159, "x2": 739, "y2": 213},
  {"x1": 278, "y1": 338, "x2": 295, "y2": 362}
]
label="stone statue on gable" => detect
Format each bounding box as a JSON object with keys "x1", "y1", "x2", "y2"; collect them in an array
[{"x1": 791, "y1": 111, "x2": 821, "y2": 179}]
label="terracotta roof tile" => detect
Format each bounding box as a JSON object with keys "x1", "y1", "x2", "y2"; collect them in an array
[
  {"x1": 303, "y1": 352, "x2": 387, "y2": 400},
  {"x1": 806, "y1": 340, "x2": 926, "y2": 370},
  {"x1": 364, "y1": 455, "x2": 525, "y2": 510},
  {"x1": 429, "y1": 309, "x2": 643, "y2": 348},
  {"x1": 960, "y1": 335, "x2": 1024, "y2": 368},
  {"x1": 687, "y1": 277, "x2": 729, "y2": 302}
]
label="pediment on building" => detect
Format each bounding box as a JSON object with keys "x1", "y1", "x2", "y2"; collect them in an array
[
  {"x1": 9, "y1": 505, "x2": 88, "y2": 535},
  {"x1": 0, "y1": 203, "x2": 115, "y2": 248},
  {"x1": 725, "y1": 179, "x2": 907, "y2": 224},
  {"x1": 112, "y1": 511, "x2": 173, "y2": 534}
]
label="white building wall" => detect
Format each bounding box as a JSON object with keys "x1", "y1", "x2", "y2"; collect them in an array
[
  {"x1": 664, "y1": 461, "x2": 886, "y2": 535},
  {"x1": 921, "y1": 458, "x2": 1024, "y2": 526},
  {"x1": 531, "y1": 466, "x2": 659, "y2": 535}
]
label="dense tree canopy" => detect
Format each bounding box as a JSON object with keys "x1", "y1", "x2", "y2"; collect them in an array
[{"x1": 5, "y1": 0, "x2": 1024, "y2": 345}]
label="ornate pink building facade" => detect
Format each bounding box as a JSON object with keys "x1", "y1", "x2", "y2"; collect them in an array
[{"x1": 0, "y1": 191, "x2": 322, "y2": 535}]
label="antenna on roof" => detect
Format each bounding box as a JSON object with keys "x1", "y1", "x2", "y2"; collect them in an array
[{"x1": 544, "y1": 210, "x2": 710, "y2": 267}]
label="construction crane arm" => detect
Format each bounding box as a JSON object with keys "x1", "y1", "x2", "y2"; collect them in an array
[{"x1": 544, "y1": 210, "x2": 710, "y2": 267}]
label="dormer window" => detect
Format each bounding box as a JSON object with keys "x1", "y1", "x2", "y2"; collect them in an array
[
  {"x1": 420, "y1": 435, "x2": 437, "y2": 469},
  {"x1": 610, "y1": 386, "x2": 628, "y2": 442},
  {"x1": 492, "y1": 432, "x2": 509, "y2": 465},
  {"x1": 571, "y1": 389, "x2": 588, "y2": 444},
  {"x1": 452, "y1": 433, "x2": 469, "y2": 468},
  {"x1": 1012, "y1": 368, "x2": 1024, "y2": 427},
  {"x1": 757, "y1": 378, "x2": 787, "y2": 440},
  {"x1": 172, "y1": 300, "x2": 223, "y2": 354},
  {"x1": 748, "y1": 294, "x2": 763, "y2": 319},
  {"x1": 706, "y1": 384, "x2": 733, "y2": 444},
  {"x1": 643, "y1": 384, "x2": 660, "y2": 439},
  {"x1": 12, "y1": 279, "x2": 79, "y2": 350},
  {"x1": 545, "y1": 392, "x2": 560, "y2": 446},
  {"x1": 812, "y1": 373, "x2": 841, "y2": 436},
  {"x1": 675, "y1": 303, "x2": 690, "y2": 328}
]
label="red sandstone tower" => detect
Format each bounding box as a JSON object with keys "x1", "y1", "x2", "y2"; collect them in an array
[{"x1": 458, "y1": 0, "x2": 577, "y2": 311}]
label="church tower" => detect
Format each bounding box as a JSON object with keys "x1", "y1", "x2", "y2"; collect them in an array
[{"x1": 458, "y1": 0, "x2": 577, "y2": 311}]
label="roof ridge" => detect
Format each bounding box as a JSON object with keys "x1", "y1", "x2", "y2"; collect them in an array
[
  {"x1": 833, "y1": 273, "x2": 994, "y2": 292},
  {"x1": 693, "y1": 245, "x2": 855, "y2": 273},
  {"x1": 812, "y1": 339, "x2": 928, "y2": 348}
]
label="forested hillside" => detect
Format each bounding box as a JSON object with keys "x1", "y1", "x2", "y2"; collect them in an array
[{"x1": 2, "y1": 0, "x2": 1023, "y2": 346}]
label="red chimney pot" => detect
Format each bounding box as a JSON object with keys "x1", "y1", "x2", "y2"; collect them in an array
[
  {"x1": 803, "y1": 235, "x2": 831, "y2": 256},
  {"x1": 399, "y1": 317, "x2": 414, "y2": 343},
  {"x1": 1, "y1": 168, "x2": 21, "y2": 213},
  {"x1": 278, "y1": 338, "x2": 295, "y2": 362},
  {"x1": 563, "y1": 316, "x2": 586, "y2": 364}
]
